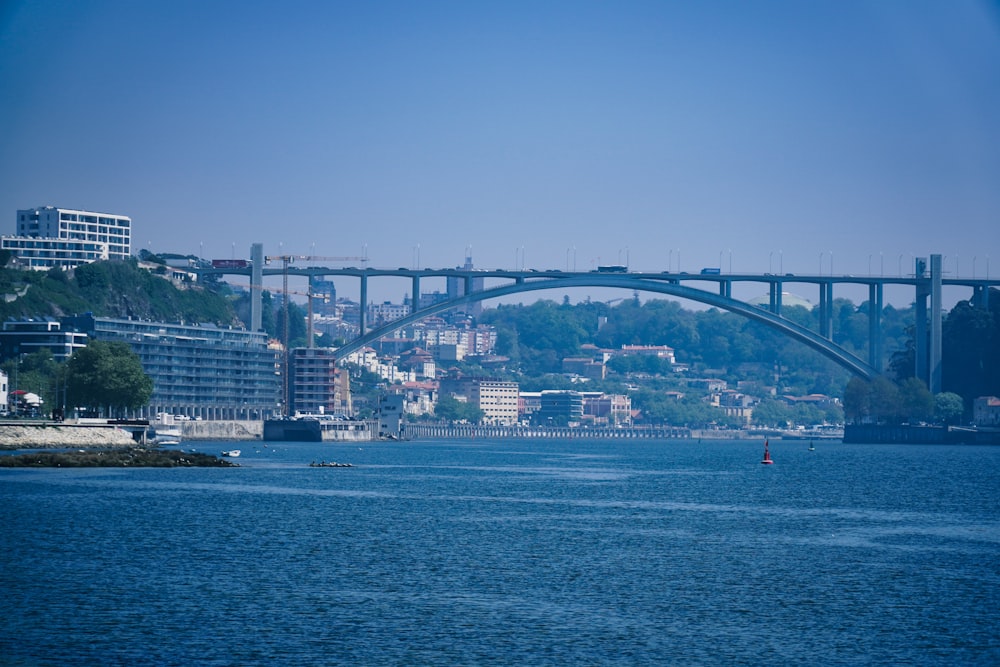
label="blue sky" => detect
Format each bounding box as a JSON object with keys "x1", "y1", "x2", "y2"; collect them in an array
[{"x1": 1, "y1": 1, "x2": 998, "y2": 306}]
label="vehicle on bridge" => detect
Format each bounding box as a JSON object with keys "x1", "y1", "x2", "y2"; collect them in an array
[
  {"x1": 595, "y1": 265, "x2": 628, "y2": 273},
  {"x1": 700, "y1": 267, "x2": 721, "y2": 275}
]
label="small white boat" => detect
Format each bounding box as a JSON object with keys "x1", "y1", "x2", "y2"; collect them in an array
[{"x1": 221, "y1": 450, "x2": 241, "y2": 458}]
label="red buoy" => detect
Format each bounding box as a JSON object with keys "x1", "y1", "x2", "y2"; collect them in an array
[{"x1": 761, "y1": 439, "x2": 774, "y2": 465}]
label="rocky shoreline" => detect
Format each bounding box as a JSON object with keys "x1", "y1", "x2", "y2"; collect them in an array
[
  {"x1": 0, "y1": 448, "x2": 236, "y2": 467},
  {"x1": 0, "y1": 423, "x2": 139, "y2": 450}
]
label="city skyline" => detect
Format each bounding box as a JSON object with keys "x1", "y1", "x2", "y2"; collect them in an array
[{"x1": 2, "y1": 2, "x2": 998, "y2": 307}]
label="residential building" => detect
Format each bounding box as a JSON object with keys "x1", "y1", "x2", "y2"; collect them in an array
[
  {"x1": 0, "y1": 318, "x2": 88, "y2": 362},
  {"x1": 973, "y1": 396, "x2": 1000, "y2": 426},
  {"x1": 61, "y1": 314, "x2": 279, "y2": 420},
  {"x1": 438, "y1": 375, "x2": 519, "y2": 425},
  {"x1": 378, "y1": 392, "x2": 405, "y2": 437},
  {"x1": 562, "y1": 356, "x2": 606, "y2": 380},
  {"x1": 289, "y1": 347, "x2": 351, "y2": 416},
  {"x1": 308, "y1": 277, "x2": 337, "y2": 316},
  {"x1": 6, "y1": 206, "x2": 131, "y2": 269},
  {"x1": 581, "y1": 392, "x2": 632, "y2": 426},
  {"x1": 719, "y1": 390, "x2": 755, "y2": 424},
  {"x1": 617, "y1": 344, "x2": 676, "y2": 364},
  {"x1": 399, "y1": 381, "x2": 437, "y2": 416},
  {"x1": 368, "y1": 301, "x2": 410, "y2": 327},
  {"x1": 534, "y1": 390, "x2": 584, "y2": 426},
  {"x1": 472, "y1": 379, "x2": 519, "y2": 425},
  {"x1": 405, "y1": 317, "x2": 497, "y2": 359}
]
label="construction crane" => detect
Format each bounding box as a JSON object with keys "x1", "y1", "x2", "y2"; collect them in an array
[
  {"x1": 262, "y1": 254, "x2": 355, "y2": 415},
  {"x1": 248, "y1": 281, "x2": 330, "y2": 349}
]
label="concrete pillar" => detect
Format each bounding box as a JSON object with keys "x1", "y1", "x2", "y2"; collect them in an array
[
  {"x1": 868, "y1": 282, "x2": 883, "y2": 371},
  {"x1": 930, "y1": 254, "x2": 942, "y2": 393},
  {"x1": 411, "y1": 275, "x2": 420, "y2": 312},
  {"x1": 251, "y1": 243, "x2": 264, "y2": 331},
  {"x1": 819, "y1": 281, "x2": 833, "y2": 339},
  {"x1": 914, "y1": 257, "x2": 928, "y2": 386},
  {"x1": 359, "y1": 273, "x2": 368, "y2": 335}
]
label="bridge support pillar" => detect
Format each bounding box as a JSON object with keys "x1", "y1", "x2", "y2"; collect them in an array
[
  {"x1": 819, "y1": 282, "x2": 833, "y2": 339},
  {"x1": 868, "y1": 282, "x2": 883, "y2": 372},
  {"x1": 359, "y1": 273, "x2": 368, "y2": 335},
  {"x1": 913, "y1": 256, "x2": 942, "y2": 392},
  {"x1": 768, "y1": 282, "x2": 782, "y2": 315},
  {"x1": 719, "y1": 280, "x2": 732, "y2": 299},
  {"x1": 251, "y1": 242, "x2": 264, "y2": 331},
  {"x1": 930, "y1": 254, "x2": 942, "y2": 393},
  {"x1": 411, "y1": 276, "x2": 420, "y2": 311},
  {"x1": 915, "y1": 257, "x2": 928, "y2": 386}
]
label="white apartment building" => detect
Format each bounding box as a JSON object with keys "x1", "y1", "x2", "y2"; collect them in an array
[
  {"x1": 472, "y1": 380, "x2": 520, "y2": 425},
  {"x1": 4, "y1": 206, "x2": 131, "y2": 269}
]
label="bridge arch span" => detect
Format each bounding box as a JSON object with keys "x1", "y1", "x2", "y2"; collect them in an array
[{"x1": 334, "y1": 275, "x2": 878, "y2": 379}]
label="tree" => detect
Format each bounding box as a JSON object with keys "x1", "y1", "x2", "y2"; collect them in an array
[
  {"x1": 843, "y1": 377, "x2": 871, "y2": 424},
  {"x1": 435, "y1": 395, "x2": 484, "y2": 423},
  {"x1": 898, "y1": 377, "x2": 934, "y2": 424},
  {"x1": 66, "y1": 341, "x2": 153, "y2": 418},
  {"x1": 752, "y1": 398, "x2": 793, "y2": 428},
  {"x1": 869, "y1": 375, "x2": 902, "y2": 424},
  {"x1": 934, "y1": 392, "x2": 965, "y2": 426}
]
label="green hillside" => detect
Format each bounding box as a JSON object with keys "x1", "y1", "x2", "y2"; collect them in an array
[{"x1": 0, "y1": 258, "x2": 241, "y2": 325}]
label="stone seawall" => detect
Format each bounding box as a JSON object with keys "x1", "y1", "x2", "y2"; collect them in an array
[
  {"x1": 178, "y1": 420, "x2": 377, "y2": 442},
  {"x1": 181, "y1": 420, "x2": 262, "y2": 441},
  {"x1": 403, "y1": 424, "x2": 691, "y2": 440},
  {"x1": 0, "y1": 423, "x2": 138, "y2": 449}
]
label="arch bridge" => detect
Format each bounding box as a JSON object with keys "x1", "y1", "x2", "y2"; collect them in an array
[{"x1": 195, "y1": 246, "x2": 998, "y2": 389}]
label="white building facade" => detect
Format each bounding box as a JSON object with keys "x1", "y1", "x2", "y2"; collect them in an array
[{"x1": 5, "y1": 206, "x2": 131, "y2": 269}]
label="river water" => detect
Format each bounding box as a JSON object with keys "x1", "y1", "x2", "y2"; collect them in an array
[{"x1": 2, "y1": 438, "x2": 998, "y2": 665}]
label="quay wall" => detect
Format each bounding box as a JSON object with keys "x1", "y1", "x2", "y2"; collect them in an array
[
  {"x1": 181, "y1": 420, "x2": 262, "y2": 441},
  {"x1": 0, "y1": 422, "x2": 138, "y2": 449},
  {"x1": 321, "y1": 421, "x2": 377, "y2": 442},
  {"x1": 844, "y1": 424, "x2": 1000, "y2": 445},
  {"x1": 403, "y1": 424, "x2": 691, "y2": 440},
  {"x1": 180, "y1": 420, "x2": 379, "y2": 442}
]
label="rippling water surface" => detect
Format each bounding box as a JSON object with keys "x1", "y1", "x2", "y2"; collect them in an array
[{"x1": 2, "y1": 438, "x2": 999, "y2": 665}]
